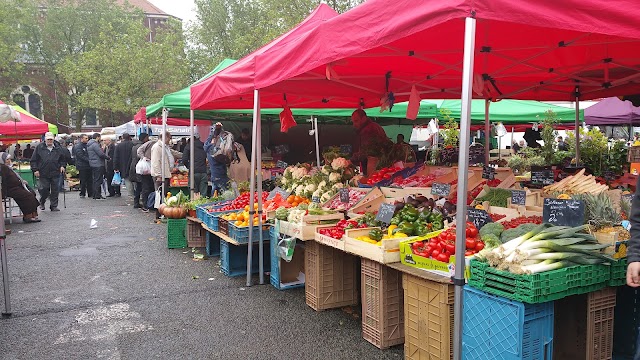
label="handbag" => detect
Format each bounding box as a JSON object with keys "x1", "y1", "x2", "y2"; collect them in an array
[
  {"x1": 153, "y1": 189, "x2": 162, "y2": 209},
  {"x1": 111, "y1": 172, "x2": 122, "y2": 186},
  {"x1": 135, "y1": 158, "x2": 151, "y2": 175}
]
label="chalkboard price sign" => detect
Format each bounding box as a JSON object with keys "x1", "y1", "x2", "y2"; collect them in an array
[
  {"x1": 339, "y1": 188, "x2": 350, "y2": 204},
  {"x1": 276, "y1": 160, "x2": 288, "y2": 169},
  {"x1": 482, "y1": 166, "x2": 496, "y2": 180},
  {"x1": 467, "y1": 208, "x2": 493, "y2": 230},
  {"x1": 312, "y1": 196, "x2": 321, "y2": 204},
  {"x1": 375, "y1": 203, "x2": 396, "y2": 225},
  {"x1": 431, "y1": 182, "x2": 452, "y2": 197},
  {"x1": 543, "y1": 198, "x2": 585, "y2": 227},
  {"x1": 267, "y1": 187, "x2": 291, "y2": 201},
  {"x1": 531, "y1": 166, "x2": 555, "y2": 186},
  {"x1": 511, "y1": 190, "x2": 527, "y2": 206}
]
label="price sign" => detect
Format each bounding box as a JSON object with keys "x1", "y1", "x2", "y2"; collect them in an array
[
  {"x1": 467, "y1": 208, "x2": 493, "y2": 230},
  {"x1": 482, "y1": 166, "x2": 496, "y2": 180},
  {"x1": 375, "y1": 203, "x2": 396, "y2": 225},
  {"x1": 431, "y1": 182, "x2": 451, "y2": 197},
  {"x1": 339, "y1": 188, "x2": 350, "y2": 204},
  {"x1": 531, "y1": 166, "x2": 555, "y2": 186},
  {"x1": 622, "y1": 193, "x2": 634, "y2": 205},
  {"x1": 340, "y1": 144, "x2": 352, "y2": 155},
  {"x1": 543, "y1": 198, "x2": 585, "y2": 227},
  {"x1": 510, "y1": 190, "x2": 527, "y2": 206},
  {"x1": 312, "y1": 196, "x2": 321, "y2": 203},
  {"x1": 276, "y1": 160, "x2": 288, "y2": 169},
  {"x1": 267, "y1": 187, "x2": 290, "y2": 201}
]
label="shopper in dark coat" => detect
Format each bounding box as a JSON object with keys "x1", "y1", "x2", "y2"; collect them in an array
[
  {"x1": 129, "y1": 133, "x2": 150, "y2": 209},
  {"x1": 72, "y1": 134, "x2": 93, "y2": 198},
  {"x1": 87, "y1": 133, "x2": 109, "y2": 200},
  {"x1": 104, "y1": 138, "x2": 120, "y2": 197},
  {"x1": 0, "y1": 153, "x2": 40, "y2": 222},
  {"x1": 30, "y1": 132, "x2": 66, "y2": 211},
  {"x1": 114, "y1": 133, "x2": 135, "y2": 198},
  {"x1": 182, "y1": 134, "x2": 208, "y2": 196}
]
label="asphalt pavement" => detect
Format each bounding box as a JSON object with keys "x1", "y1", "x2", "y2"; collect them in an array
[{"x1": 0, "y1": 192, "x2": 404, "y2": 359}]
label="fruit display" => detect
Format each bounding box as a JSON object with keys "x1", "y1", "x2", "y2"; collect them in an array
[
  {"x1": 324, "y1": 188, "x2": 367, "y2": 210},
  {"x1": 221, "y1": 205, "x2": 267, "y2": 227},
  {"x1": 542, "y1": 169, "x2": 607, "y2": 195},
  {"x1": 317, "y1": 219, "x2": 371, "y2": 240},
  {"x1": 263, "y1": 194, "x2": 311, "y2": 212},
  {"x1": 214, "y1": 192, "x2": 269, "y2": 212},
  {"x1": 489, "y1": 213, "x2": 507, "y2": 222},
  {"x1": 391, "y1": 174, "x2": 437, "y2": 187},
  {"x1": 408, "y1": 223, "x2": 484, "y2": 263},
  {"x1": 500, "y1": 216, "x2": 543, "y2": 230},
  {"x1": 573, "y1": 192, "x2": 622, "y2": 230},
  {"x1": 170, "y1": 170, "x2": 189, "y2": 187},
  {"x1": 362, "y1": 166, "x2": 403, "y2": 186},
  {"x1": 353, "y1": 227, "x2": 410, "y2": 245}
]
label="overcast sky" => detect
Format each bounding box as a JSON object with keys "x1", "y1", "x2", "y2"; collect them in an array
[{"x1": 148, "y1": 0, "x2": 197, "y2": 25}]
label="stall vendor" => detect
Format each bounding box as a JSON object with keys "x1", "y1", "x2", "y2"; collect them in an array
[{"x1": 351, "y1": 109, "x2": 388, "y2": 173}]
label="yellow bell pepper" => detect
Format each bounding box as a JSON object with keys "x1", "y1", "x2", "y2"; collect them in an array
[
  {"x1": 394, "y1": 232, "x2": 408, "y2": 238},
  {"x1": 387, "y1": 225, "x2": 398, "y2": 237}
]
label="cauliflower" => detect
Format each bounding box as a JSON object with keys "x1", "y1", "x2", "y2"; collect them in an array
[
  {"x1": 318, "y1": 180, "x2": 327, "y2": 188},
  {"x1": 321, "y1": 166, "x2": 331, "y2": 175},
  {"x1": 320, "y1": 192, "x2": 333, "y2": 203},
  {"x1": 305, "y1": 184, "x2": 316, "y2": 193},
  {"x1": 281, "y1": 177, "x2": 288, "y2": 185},
  {"x1": 331, "y1": 157, "x2": 350, "y2": 170},
  {"x1": 312, "y1": 189, "x2": 322, "y2": 198},
  {"x1": 295, "y1": 185, "x2": 305, "y2": 196},
  {"x1": 333, "y1": 182, "x2": 344, "y2": 189},
  {"x1": 329, "y1": 172, "x2": 341, "y2": 182}
]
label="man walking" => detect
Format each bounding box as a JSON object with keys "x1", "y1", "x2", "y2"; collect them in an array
[
  {"x1": 72, "y1": 134, "x2": 93, "y2": 198},
  {"x1": 114, "y1": 133, "x2": 135, "y2": 199},
  {"x1": 104, "y1": 138, "x2": 120, "y2": 197},
  {"x1": 182, "y1": 134, "x2": 208, "y2": 196},
  {"x1": 30, "y1": 132, "x2": 66, "y2": 211},
  {"x1": 129, "y1": 133, "x2": 149, "y2": 209},
  {"x1": 87, "y1": 133, "x2": 109, "y2": 200},
  {"x1": 204, "y1": 122, "x2": 232, "y2": 195}
]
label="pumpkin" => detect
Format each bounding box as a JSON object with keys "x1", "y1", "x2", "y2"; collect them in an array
[
  {"x1": 158, "y1": 203, "x2": 167, "y2": 215},
  {"x1": 164, "y1": 206, "x2": 177, "y2": 218}
]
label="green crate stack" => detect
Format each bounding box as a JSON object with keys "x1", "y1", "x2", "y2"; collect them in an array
[
  {"x1": 468, "y1": 260, "x2": 610, "y2": 304},
  {"x1": 167, "y1": 218, "x2": 187, "y2": 249},
  {"x1": 609, "y1": 258, "x2": 627, "y2": 287}
]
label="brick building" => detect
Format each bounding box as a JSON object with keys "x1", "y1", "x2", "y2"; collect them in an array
[{"x1": 10, "y1": 0, "x2": 179, "y2": 133}]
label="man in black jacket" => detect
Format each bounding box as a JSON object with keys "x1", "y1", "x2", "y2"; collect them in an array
[
  {"x1": 129, "y1": 133, "x2": 150, "y2": 209},
  {"x1": 183, "y1": 134, "x2": 208, "y2": 196},
  {"x1": 72, "y1": 134, "x2": 92, "y2": 198},
  {"x1": 104, "y1": 138, "x2": 120, "y2": 197},
  {"x1": 114, "y1": 134, "x2": 135, "y2": 198},
  {"x1": 30, "y1": 132, "x2": 66, "y2": 211}
]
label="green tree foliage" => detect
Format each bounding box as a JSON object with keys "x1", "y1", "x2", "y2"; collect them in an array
[
  {"x1": 0, "y1": 1, "x2": 27, "y2": 95},
  {"x1": 16, "y1": 0, "x2": 188, "y2": 130},
  {"x1": 539, "y1": 110, "x2": 559, "y2": 164},
  {"x1": 187, "y1": 0, "x2": 363, "y2": 81}
]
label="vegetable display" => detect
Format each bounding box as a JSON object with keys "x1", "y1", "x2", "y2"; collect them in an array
[
  {"x1": 391, "y1": 174, "x2": 437, "y2": 187},
  {"x1": 480, "y1": 223, "x2": 614, "y2": 274},
  {"x1": 501, "y1": 216, "x2": 542, "y2": 230},
  {"x1": 324, "y1": 188, "x2": 366, "y2": 210},
  {"x1": 389, "y1": 203, "x2": 444, "y2": 236},
  {"x1": 409, "y1": 223, "x2": 484, "y2": 263},
  {"x1": 542, "y1": 169, "x2": 607, "y2": 195},
  {"x1": 214, "y1": 192, "x2": 269, "y2": 212},
  {"x1": 475, "y1": 188, "x2": 513, "y2": 208},
  {"x1": 318, "y1": 219, "x2": 370, "y2": 240},
  {"x1": 363, "y1": 166, "x2": 403, "y2": 186}
]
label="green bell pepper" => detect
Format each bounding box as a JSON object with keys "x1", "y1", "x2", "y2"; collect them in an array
[{"x1": 369, "y1": 228, "x2": 383, "y2": 241}]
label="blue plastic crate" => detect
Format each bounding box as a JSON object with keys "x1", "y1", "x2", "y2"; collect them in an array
[
  {"x1": 229, "y1": 223, "x2": 271, "y2": 244},
  {"x1": 205, "y1": 210, "x2": 233, "y2": 231},
  {"x1": 206, "y1": 232, "x2": 220, "y2": 257},
  {"x1": 220, "y1": 239, "x2": 271, "y2": 277},
  {"x1": 270, "y1": 227, "x2": 304, "y2": 290},
  {"x1": 462, "y1": 286, "x2": 554, "y2": 360}
]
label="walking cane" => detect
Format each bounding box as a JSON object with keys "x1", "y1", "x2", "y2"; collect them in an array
[{"x1": 62, "y1": 174, "x2": 66, "y2": 209}]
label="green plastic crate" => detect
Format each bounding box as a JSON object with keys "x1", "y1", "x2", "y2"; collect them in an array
[
  {"x1": 167, "y1": 218, "x2": 187, "y2": 249},
  {"x1": 609, "y1": 258, "x2": 627, "y2": 287},
  {"x1": 469, "y1": 260, "x2": 610, "y2": 304},
  {"x1": 16, "y1": 169, "x2": 36, "y2": 188}
]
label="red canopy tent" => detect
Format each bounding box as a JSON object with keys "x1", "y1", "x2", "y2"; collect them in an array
[
  {"x1": 132, "y1": 107, "x2": 210, "y2": 127},
  {"x1": 192, "y1": 0, "x2": 640, "y2": 110},
  {"x1": 190, "y1": 0, "x2": 640, "y2": 343},
  {"x1": 0, "y1": 100, "x2": 50, "y2": 140}
]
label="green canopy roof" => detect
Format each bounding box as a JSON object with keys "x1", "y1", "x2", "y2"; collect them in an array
[{"x1": 430, "y1": 99, "x2": 582, "y2": 124}]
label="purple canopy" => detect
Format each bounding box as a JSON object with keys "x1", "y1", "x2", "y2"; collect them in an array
[{"x1": 584, "y1": 97, "x2": 640, "y2": 125}]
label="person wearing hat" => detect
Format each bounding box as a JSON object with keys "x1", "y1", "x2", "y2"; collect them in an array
[
  {"x1": 182, "y1": 132, "x2": 208, "y2": 196},
  {"x1": 30, "y1": 132, "x2": 67, "y2": 211}
]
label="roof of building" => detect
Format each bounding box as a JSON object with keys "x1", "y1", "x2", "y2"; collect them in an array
[{"x1": 117, "y1": 0, "x2": 174, "y2": 17}]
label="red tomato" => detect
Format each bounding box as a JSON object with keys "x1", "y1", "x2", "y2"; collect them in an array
[
  {"x1": 465, "y1": 250, "x2": 474, "y2": 256},
  {"x1": 445, "y1": 242, "x2": 455, "y2": 254},
  {"x1": 436, "y1": 253, "x2": 450, "y2": 263},
  {"x1": 468, "y1": 227, "x2": 478, "y2": 238},
  {"x1": 475, "y1": 242, "x2": 485, "y2": 251},
  {"x1": 431, "y1": 249, "x2": 441, "y2": 259},
  {"x1": 465, "y1": 238, "x2": 477, "y2": 250}
]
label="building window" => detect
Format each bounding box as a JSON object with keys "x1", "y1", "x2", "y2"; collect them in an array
[
  {"x1": 85, "y1": 109, "x2": 97, "y2": 126},
  {"x1": 11, "y1": 85, "x2": 43, "y2": 119}
]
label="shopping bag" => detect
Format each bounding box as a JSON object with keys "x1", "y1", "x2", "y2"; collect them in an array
[
  {"x1": 146, "y1": 191, "x2": 155, "y2": 209},
  {"x1": 111, "y1": 172, "x2": 122, "y2": 186},
  {"x1": 153, "y1": 189, "x2": 162, "y2": 209},
  {"x1": 406, "y1": 85, "x2": 421, "y2": 120},
  {"x1": 279, "y1": 106, "x2": 297, "y2": 133},
  {"x1": 135, "y1": 158, "x2": 151, "y2": 175}
]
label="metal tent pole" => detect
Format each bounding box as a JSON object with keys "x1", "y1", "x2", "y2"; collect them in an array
[
  {"x1": 256, "y1": 105, "x2": 265, "y2": 285},
  {"x1": 161, "y1": 109, "x2": 167, "y2": 203},
  {"x1": 453, "y1": 16, "x2": 477, "y2": 360},
  {"x1": 246, "y1": 90, "x2": 260, "y2": 287},
  {"x1": 314, "y1": 117, "x2": 321, "y2": 169},
  {"x1": 575, "y1": 91, "x2": 581, "y2": 164},
  {"x1": 189, "y1": 110, "x2": 195, "y2": 198},
  {"x1": 1, "y1": 174, "x2": 10, "y2": 317},
  {"x1": 484, "y1": 100, "x2": 490, "y2": 165}
]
